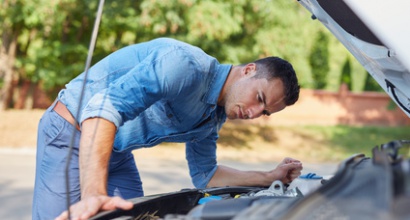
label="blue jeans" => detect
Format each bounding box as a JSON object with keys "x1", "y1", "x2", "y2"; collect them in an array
[{"x1": 32, "y1": 103, "x2": 143, "y2": 220}]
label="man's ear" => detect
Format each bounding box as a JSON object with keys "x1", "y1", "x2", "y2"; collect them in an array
[{"x1": 243, "y1": 63, "x2": 256, "y2": 76}]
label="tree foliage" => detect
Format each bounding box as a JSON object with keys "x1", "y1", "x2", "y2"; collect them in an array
[
  {"x1": 364, "y1": 73, "x2": 383, "y2": 92},
  {"x1": 340, "y1": 56, "x2": 352, "y2": 90},
  {"x1": 309, "y1": 30, "x2": 330, "y2": 89},
  {"x1": 0, "y1": 0, "x2": 367, "y2": 109}
]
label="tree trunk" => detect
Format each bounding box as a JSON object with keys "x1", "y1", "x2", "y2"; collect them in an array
[
  {"x1": 0, "y1": 29, "x2": 18, "y2": 110},
  {"x1": 33, "y1": 83, "x2": 53, "y2": 109},
  {"x1": 14, "y1": 79, "x2": 32, "y2": 109}
]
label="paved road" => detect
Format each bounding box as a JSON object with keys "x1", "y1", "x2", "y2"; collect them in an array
[{"x1": 0, "y1": 148, "x2": 338, "y2": 220}]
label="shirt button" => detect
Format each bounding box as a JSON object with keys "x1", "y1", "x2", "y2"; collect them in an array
[{"x1": 167, "y1": 114, "x2": 173, "y2": 118}]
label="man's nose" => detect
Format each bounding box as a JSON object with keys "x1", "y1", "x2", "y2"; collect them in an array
[{"x1": 248, "y1": 105, "x2": 264, "y2": 119}]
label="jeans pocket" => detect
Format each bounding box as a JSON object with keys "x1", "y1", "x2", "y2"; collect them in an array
[
  {"x1": 40, "y1": 110, "x2": 65, "y2": 146},
  {"x1": 42, "y1": 110, "x2": 80, "y2": 148}
]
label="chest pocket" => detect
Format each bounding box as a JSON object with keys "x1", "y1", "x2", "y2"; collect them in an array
[{"x1": 145, "y1": 100, "x2": 180, "y2": 127}]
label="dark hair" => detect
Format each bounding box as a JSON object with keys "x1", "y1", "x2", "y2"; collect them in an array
[{"x1": 252, "y1": 57, "x2": 300, "y2": 106}]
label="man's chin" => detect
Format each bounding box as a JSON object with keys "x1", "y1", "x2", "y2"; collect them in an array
[{"x1": 227, "y1": 116, "x2": 240, "y2": 120}]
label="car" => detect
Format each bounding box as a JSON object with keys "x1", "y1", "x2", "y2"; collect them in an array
[{"x1": 90, "y1": 0, "x2": 410, "y2": 219}]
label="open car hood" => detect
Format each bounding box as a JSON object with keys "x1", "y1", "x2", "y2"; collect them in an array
[{"x1": 298, "y1": 0, "x2": 410, "y2": 117}]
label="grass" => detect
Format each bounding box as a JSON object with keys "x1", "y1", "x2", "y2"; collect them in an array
[
  {"x1": 301, "y1": 125, "x2": 410, "y2": 156},
  {"x1": 215, "y1": 123, "x2": 410, "y2": 163}
]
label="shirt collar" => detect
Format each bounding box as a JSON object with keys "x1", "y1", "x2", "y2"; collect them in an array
[{"x1": 202, "y1": 64, "x2": 232, "y2": 105}]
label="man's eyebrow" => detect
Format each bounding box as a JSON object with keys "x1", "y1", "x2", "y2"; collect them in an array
[
  {"x1": 261, "y1": 92, "x2": 267, "y2": 106},
  {"x1": 261, "y1": 92, "x2": 274, "y2": 116}
]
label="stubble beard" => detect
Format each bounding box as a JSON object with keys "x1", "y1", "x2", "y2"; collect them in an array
[{"x1": 224, "y1": 84, "x2": 241, "y2": 120}]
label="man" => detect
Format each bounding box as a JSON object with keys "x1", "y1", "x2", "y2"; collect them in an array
[{"x1": 32, "y1": 38, "x2": 303, "y2": 220}]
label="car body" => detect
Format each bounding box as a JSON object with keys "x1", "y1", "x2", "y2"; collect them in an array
[
  {"x1": 91, "y1": 1, "x2": 410, "y2": 219},
  {"x1": 300, "y1": 0, "x2": 410, "y2": 117}
]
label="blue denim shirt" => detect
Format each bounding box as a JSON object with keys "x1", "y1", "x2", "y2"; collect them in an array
[{"x1": 58, "y1": 38, "x2": 232, "y2": 188}]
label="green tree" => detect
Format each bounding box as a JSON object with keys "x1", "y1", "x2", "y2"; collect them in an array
[
  {"x1": 1, "y1": 0, "x2": 371, "y2": 109},
  {"x1": 340, "y1": 56, "x2": 352, "y2": 90},
  {"x1": 1, "y1": 0, "x2": 101, "y2": 108},
  {"x1": 309, "y1": 30, "x2": 330, "y2": 89},
  {"x1": 364, "y1": 73, "x2": 383, "y2": 92},
  {"x1": 0, "y1": 0, "x2": 25, "y2": 109}
]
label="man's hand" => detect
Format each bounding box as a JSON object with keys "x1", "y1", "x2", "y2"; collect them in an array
[
  {"x1": 271, "y1": 157, "x2": 303, "y2": 184},
  {"x1": 208, "y1": 157, "x2": 303, "y2": 188},
  {"x1": 55, "y1": 195, "x2": 133, "y2": 220}
]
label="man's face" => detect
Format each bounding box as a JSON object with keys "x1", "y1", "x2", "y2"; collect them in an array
[{"x1": 224, "y1": 73, "x2": 287, "y2": 120}]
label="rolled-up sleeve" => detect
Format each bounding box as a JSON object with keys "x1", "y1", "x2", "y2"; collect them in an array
[
  {"x1": 185, "y1": 134, "x2": 218, "y2": 188},
  {"x1": 80, "y1": 92, "x2": 125, "y2": 128}
]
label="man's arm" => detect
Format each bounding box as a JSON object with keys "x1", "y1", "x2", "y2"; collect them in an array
[
  {"x1": 207, "y1": 157, "x2": 303, "y2": 188},
  {"x1": 80, "y1": 117, "x2": 115, "y2": 199},
  {"x1": 55, "y1": 118, "x2": 132, "y2": 220}
]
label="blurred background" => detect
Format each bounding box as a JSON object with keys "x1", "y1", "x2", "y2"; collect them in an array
[
  {"x1": 0, "y1": 0, "x2": 394, "y2": 107},
  {"x1": 0, "y1": 0, "x2": 409, "y2": 219}
]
